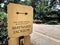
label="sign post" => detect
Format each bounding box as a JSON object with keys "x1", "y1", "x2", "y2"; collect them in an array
[
  {"x1": 24, "y1": 35, "x2": 30, "y2": 45},
  {"x1": 7, "y1": 3, "x2": 33, "y2": 45},
  {"x1": 8, "y1": 38, "x2": 19, "y2": 45}
]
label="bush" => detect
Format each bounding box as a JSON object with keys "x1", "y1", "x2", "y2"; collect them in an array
[{"x1": 0, "y1": 12, "x2": 8, "y2": 44}]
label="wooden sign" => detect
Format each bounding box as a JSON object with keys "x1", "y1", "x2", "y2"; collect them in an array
[{"x1": 7, "y1": 3, "x2": 33, "y2": 38}]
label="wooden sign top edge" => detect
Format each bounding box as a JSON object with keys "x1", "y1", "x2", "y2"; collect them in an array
[{"x1": 7, "y1": 3, "x2": 33, "y2": 9}]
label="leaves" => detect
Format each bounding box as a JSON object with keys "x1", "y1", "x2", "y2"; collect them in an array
[{"x1": 0, "y1": 12, "x2": 8, "y2": 43}]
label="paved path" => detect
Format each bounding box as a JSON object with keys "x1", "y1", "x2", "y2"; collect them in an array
[{"x1": 31, "y1": 24, "x2": 60, "y2": 45}]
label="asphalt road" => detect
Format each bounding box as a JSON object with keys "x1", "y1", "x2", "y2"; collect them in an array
[{"x1": 31, "y1": 24, "x2": 60, "y2": 45}]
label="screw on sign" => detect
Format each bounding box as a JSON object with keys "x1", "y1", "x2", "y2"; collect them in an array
[{"x1": 16, "y1": 12, "x2": 28, "y2": 15}]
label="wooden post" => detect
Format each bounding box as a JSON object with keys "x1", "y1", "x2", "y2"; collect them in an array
[
  {"x1": 24, "y1": 35, "x2": 30, "y2": 45},
  {"x1": 8, "y1": 38, "x2": 19, "y2": 45}
]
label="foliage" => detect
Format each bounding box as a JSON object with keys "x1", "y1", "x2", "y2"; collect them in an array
[
  {"x1": 31, "y1": 0, "x2": 60, "y2": 24},
  {"x1": 0, "y1": 12, "x2": 8, "y2": 44}
]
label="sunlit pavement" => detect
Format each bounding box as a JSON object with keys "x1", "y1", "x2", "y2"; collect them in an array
[{"x1": 31, "y1": 23, "x2": 60, "y2": 45}]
